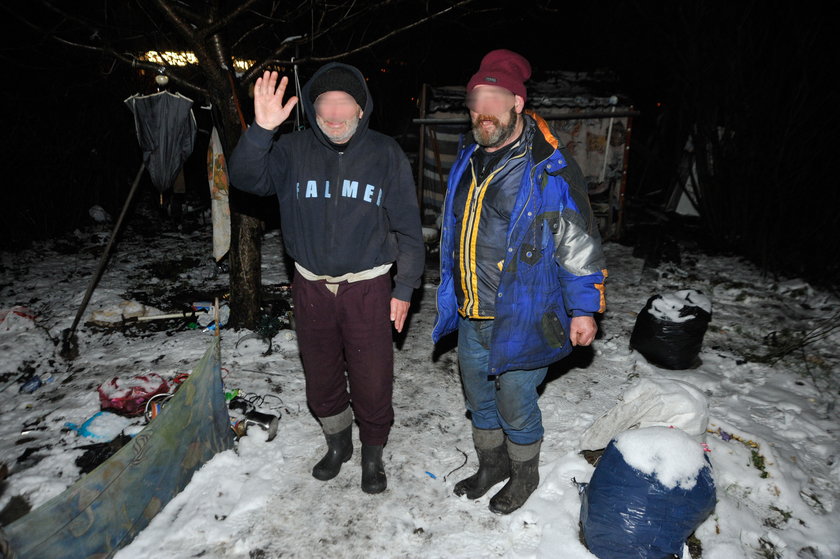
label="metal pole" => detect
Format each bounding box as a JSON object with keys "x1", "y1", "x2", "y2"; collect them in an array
[
  {"x1": 600, "y1": 104, "x2": 617, "y2": 183},
  {"x1": 415, "y1": 83, "x2": 428, "y2": 211},
  {"x1": 615, "y1": 112, "x2": 634, "y2": 240},
  {"x1": 412, "y1": 110, "x2": 640, "y2": 125},
  {"x1": 61, "y1": 163, "x2": 146, "y2": 357}
]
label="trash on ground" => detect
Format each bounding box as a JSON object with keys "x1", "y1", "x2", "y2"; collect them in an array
[
  {"x1": 580, "y1": 377, "x2": 709, "y2": 451},
  {"x1": 98, "y1": 373, "x2": 171, "y2": 416},
  {"x1": 629, "y1": 289, "x2": 712, "y2": 369},
  {"x1": 65, "y1": 411, "x2": 135, "y2": 442},
  {"x1": 579, "y1": 426, "x2": 716, "y2": 559}
]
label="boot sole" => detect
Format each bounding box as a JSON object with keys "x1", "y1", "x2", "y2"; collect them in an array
[
  {"x1": 453, "y1": 473, "x2": 510, "y2": 499},
  {"x1": 311, "y1": 452, "x2": 353, "y2": 481},
  {"x1": 361, "y1": 478, "x2": 387, "y2": 494},
  {"x1": 488, "y1": 481, "x2": 539, "y2": 514}
]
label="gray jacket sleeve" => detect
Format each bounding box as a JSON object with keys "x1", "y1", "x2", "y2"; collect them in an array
[{"x1": 553, "y1": 148, "x2": 606, "y2": 276}]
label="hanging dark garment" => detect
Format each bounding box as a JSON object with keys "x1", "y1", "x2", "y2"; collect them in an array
[{"x1": 124, "y1": 91, "x2": 197, "y2": 192}]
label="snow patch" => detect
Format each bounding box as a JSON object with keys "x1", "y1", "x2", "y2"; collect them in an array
[
  {"x1": 615, "y1": 426, "x2": 708, "y2": 490},
  {"x1": 648, "y1": 289, "x2": 711, "y2": 323}
]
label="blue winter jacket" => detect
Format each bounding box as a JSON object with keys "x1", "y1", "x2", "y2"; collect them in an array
[{"x1": 432, "y1": 112, "x2": 607, "y2": 375}]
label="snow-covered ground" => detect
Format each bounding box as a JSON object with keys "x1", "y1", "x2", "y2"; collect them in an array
[{"x1": 1, "y1": 206, "x2": 838, "y2": 558}]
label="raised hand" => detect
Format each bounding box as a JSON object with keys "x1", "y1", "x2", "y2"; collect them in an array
[{"x1": 253, "y1": 71, "x2": 298, "y2": 130}]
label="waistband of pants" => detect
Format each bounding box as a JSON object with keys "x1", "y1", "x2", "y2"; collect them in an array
[{"x1": 294, "y1": 262, "x2": 392, "y2": 285}]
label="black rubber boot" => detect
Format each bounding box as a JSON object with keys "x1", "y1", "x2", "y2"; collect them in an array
[
  {"x1": 312, "y1": 425, "x2": 353, "y2": 481},
  {"x1": 489, "y1": 440, "x2": 540, "y2": 515},
  {"x1": 361, "y1": 444, "x2": 387, "y2": 494},
  {"x1": 454, "y1": 427, "x2": 510, "y2": 499}
]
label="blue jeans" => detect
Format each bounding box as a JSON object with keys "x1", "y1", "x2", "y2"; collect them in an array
[{"x1": 457, "y1": 316, "x2": 547, "y2": 445}]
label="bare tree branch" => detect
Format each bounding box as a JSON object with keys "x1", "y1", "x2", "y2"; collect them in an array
[
  {"x1": 231, "y1": 1, "x2": 311, "y2": 51},
  {"x1": 151, "y1": 0, "x2": 199, "y2": 45},
  {"x1": 150, "y1": 0, "x2": 239, "y2": 102},
  {"x1": 9, "y1": 2, "x2": 208, "y2": 95},
  {"x1": 241, "y1": 0, "x2": 477, "y2": 83},
  {"x1": 41, "y1": 1, "x2": 110, "y2": 35},
  {"x1": 201, "y1": 0, "x2": 264, "y2": 38},
  {"x1": 307, "y1": 0, "x2": 475, "y2": 61},
  {"x1": 169, "y1": 2, "x2": 204, "y2": 24},
  {"x1": 53, "y1": 34, "x2": 209, "y2": 95}
]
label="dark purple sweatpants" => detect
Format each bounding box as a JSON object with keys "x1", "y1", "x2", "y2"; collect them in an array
[{"x1": 292, "y1": 270, "x2": 394, "y2": 445}]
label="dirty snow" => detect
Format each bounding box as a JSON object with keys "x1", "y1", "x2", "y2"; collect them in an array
[{"x1": 1, "y1": 207, "x2": 838, "y2": 559}]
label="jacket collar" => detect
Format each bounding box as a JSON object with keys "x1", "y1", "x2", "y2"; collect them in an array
[
  {"x1": 525, "y1": 110, "x2": 568, "y2": 173},
  {"x1": 461, "y1": 111, "x2": 568, "y2": 173}
]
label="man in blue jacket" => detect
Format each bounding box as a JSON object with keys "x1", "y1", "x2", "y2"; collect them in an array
[
  {"x1": 229, "y1": 64, "x2": 424, "y2": 494},
  {"x1": 433, "y1": 49, "x2": 607, "y2": 514}
]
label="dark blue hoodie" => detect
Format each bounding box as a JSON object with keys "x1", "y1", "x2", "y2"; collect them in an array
[{"x1": 229, "y1": 63, "x2": 424, "y2": 301}]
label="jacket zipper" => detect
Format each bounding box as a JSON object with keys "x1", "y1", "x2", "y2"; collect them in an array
[
  {"x1": 330, "y1": 151, "x2": 343, "y2": 249},
  {"x1": 433, "y1": 145, "x2": 475, "y2": 334}
]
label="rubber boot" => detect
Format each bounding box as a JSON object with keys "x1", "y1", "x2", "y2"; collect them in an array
[
  {"x1": 489, "y1": 439, "x2": 541, "y2": 515},
  {"x1": 312, "y1": 409, "x2": 353, "y2": 481},
  {"x1": 361, "y1": 444, "x2": 387, "y2": 494},
  {"x1": 454, "y1": 427, "x2": 510, "y2": 499}
]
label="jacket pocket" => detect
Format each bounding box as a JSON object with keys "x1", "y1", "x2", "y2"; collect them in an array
[
  {"x1": 519, "y1": 242, "x2": 542, "y2": 266},
  {"x1": 541, "y1": 308, "x2": 567, "y2": 348}
]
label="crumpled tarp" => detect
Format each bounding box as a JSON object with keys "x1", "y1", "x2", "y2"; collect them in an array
[{"x1": 0, "y1": 337, "x2": 234, "y2": 559}]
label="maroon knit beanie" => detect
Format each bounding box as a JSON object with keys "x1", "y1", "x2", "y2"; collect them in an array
[{"x1": 466, "y1": 49, "x2": 532, "y2": 101}]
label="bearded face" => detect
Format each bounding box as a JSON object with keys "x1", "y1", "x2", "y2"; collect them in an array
[
  {"x1": 471, "y1": 107, "x2": 519, "y2": 149},
  {"x1": 314, "y1": 91, "x2": 363, "y2": 144},
  {"x1": 316, "y1": 113, "x2": 361, "y2": 144}
]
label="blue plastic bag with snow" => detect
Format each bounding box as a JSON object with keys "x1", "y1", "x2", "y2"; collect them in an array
[{"x1": 579, "y1": 434, "x2": 716, "y2": 559}]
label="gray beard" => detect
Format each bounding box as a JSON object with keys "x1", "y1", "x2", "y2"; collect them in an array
[
  {"x1": 472, "y1": 108, "x2": 518, "y2": 148},
  {"x1": 317, "y1": 116, "x2": 360, "y2": 145}
]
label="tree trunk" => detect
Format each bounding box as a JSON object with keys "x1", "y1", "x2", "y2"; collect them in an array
[
  {"x1": 228, "y1": 209, "x2": 263, "y2": 328},
  {"x1": 206, "y1": 58, "x2": 264, "y2": 330}
]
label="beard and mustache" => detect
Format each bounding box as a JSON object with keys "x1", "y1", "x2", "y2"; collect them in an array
[
  {"x1": 316, "y1": 114, "x2": 361, "y2": 144},
  {"x1": 472, "y1": 107, "x2": 519, "y2": 149}
]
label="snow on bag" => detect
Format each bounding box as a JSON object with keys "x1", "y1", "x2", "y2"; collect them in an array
[
  {"x1": 579, "y1": 426, "x2": 716, "y2": 559},
  {"x1": 579, "y1": 377, "x2": 709, "y2": 450},
  {"x1": 629, "y1": 289, "x2": 711, "y2": 369},
  {"x1": 98, "y1": 373, "x2": 170, "y2": 416}
]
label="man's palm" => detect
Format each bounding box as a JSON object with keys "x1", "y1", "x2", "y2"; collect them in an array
[{"x1": 254, "y1": 71, "x2": 298, "y2": 130}]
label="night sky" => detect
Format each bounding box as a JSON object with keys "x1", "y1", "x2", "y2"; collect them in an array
[{"x1": 1, "y1": 2, "x2": 834, "y2": 280}]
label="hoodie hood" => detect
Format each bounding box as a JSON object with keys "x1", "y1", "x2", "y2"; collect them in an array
[{"x1": 301, "y1": 62, "x2": 373, "y2": 150}]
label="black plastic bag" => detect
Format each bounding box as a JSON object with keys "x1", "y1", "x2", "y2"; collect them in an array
[{"x1": 629, "y1": 290, "x2": 711, "y2": 369}]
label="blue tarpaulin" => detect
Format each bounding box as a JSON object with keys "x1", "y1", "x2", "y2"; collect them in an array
[
  {"x1": 580, "y1": 438, "x2": 716, "y2": 559},
  {"x1": 1, "y1": 337, "x2": 234, "y2": 559}
]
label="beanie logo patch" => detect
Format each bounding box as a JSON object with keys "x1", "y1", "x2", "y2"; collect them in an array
[{"x1": 484, "y1": 76, "x2": 497, "y2": 83}]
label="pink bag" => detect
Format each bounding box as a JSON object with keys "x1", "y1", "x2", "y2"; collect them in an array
[{"x1": 97, "y1": 373, "x2": 171, "y2": 416}]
